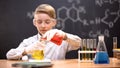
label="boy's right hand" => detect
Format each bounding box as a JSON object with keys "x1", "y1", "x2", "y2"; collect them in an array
[{"x1": 6, "y1": 49, "x2": 23, "y2": 59}]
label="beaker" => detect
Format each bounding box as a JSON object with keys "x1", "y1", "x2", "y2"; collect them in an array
[{"x1": 31, "y1": 41, "x2": 46, "y2": 60}]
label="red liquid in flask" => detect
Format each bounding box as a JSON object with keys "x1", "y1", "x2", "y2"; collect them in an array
[{"x1": 42, "y1": 34, "x2": 63, "y2": 45}]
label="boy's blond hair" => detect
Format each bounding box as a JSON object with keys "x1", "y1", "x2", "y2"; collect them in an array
[{"x1": 34, "y1": 4, "x2": 56, "y2": 19}]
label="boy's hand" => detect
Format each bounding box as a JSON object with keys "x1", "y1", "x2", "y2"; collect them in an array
[{"x1": 24, "y1": 41, "x2": 45, "y2": 54}]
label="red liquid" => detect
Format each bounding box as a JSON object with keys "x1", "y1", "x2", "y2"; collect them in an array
[
  {"x1": 41, "y1": 34, "x2": 63, "y2": 46},
  {"x1": 51, "y1": 34, "x2": 63, "y2": 45}
]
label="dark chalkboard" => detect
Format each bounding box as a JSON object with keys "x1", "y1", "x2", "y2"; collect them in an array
[{"x1": 0, "y1": 0, "x2": 120, "y2": 59}]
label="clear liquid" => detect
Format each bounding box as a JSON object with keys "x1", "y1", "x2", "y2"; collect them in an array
[{"x1": 94, "y1": 51, "x2": 109, "y2": 64}]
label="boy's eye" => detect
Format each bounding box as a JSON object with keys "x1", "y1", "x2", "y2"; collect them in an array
[
  {"x1": 35, "y1": 19, "x2": 53, "y2": 24},
  {"x1": 37, "y1": 20, "x2": 42, "y2": 24},
  {"x1": 45, "y1": 20, "x2": 51, "y2": 24}
]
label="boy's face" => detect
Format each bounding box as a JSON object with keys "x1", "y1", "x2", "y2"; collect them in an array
[{"x1": 33, "y1": 13, "x2": 56, "y2": 35}]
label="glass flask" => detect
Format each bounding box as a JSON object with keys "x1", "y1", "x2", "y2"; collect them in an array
[
  {"x1": 50, "y1": 33, "x2": 63, "y2": 45},
  {"x1": 94, "y1": 35, "x2": 109, "y2": 64},
  {"x1": 41, "y1": 33, "x2": 63, "y2": 45}
]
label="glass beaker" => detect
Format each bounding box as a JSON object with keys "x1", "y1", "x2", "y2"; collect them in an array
[
  {"x1": 94, "y1": 35, "x2": 109, "y2": 64},
  {"x1": 31, "y1": 41, "x2": 46, "y2": 60},
  {"x1": 32, "y1": 49, "x2": 44, "y2": 60}
]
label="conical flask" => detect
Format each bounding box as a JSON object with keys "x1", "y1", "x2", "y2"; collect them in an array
[{"x1": 94, "y1": 35, "x2": 109, "y2": 64}]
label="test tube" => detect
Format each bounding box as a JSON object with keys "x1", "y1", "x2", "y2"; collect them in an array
[
  {"x1": 87, "y1": 39, "x2": 90, "y2": 60},
  {"x1": 93, "y1": 39, "x2": 97, "y2": 60},
  {"x1": 82, "y1": 39, "x2": 87, "y2": 60},
  {"x1": 113, "y1": 37, "x2": 117, "y2": 49},
  {"x1": 78, "y1": 38, "x2": 97, "y2": 62},
  {"x1": 80, "y1": 39, "x2": 83, "y2": 60},
  {"x1": 113, "y1": 37, "x2": 117, "y2": 58},
  {"x1": 89, "y1": 39, "x2": 93, "y2": 60},
  {"x1": 93, "y1": 39, "x2": 97, "y2": 51}
]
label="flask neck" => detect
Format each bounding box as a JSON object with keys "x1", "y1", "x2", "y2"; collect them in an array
[
  {"x1": 97, "y1": 39, "x2": 107, "y2": 52},
  {"x1": 99, "y1": 36, "x2": 104, "y2": 41}
]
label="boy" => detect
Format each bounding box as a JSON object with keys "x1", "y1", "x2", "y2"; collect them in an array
[{"x1": 6, "y1": 4, "x2": 81, "y2": 60}]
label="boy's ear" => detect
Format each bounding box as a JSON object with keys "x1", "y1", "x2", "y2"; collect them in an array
[
  {"x1": 33, "y1": 19, "x2": 36, "y2": 27},
  {"x1": 52, "y1": 19, "x2": 57, "y2": 27}
]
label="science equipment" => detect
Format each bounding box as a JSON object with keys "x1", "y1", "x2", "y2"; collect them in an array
[
  {"x1": 41, "y1": 33, "x2": 63, "y2": 45},
  {"x1": 94, "y1": 35, "x2": 109, "y2": 64},
  {"x1": 78, "y1": 39, "x2": 96, "y2": 62},
  {"x1": 113, "y1": 37, "x2": 117, "y2": 58}
]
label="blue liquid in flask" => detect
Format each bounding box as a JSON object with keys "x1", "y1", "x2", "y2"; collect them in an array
[{"x1": 94, "y1": 51, "x2": 109, "y2": 64}]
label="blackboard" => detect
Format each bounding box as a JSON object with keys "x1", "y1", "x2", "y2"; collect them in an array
[{"x1": 0, "y1": 0, "x2": 120, "y2": 59}]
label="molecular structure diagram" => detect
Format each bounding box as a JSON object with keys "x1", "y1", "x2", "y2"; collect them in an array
[
  {"x1": 26, "y1": 0, "x2": 120, "y2": 38},
  {"x1": 55, "y1": 0, "x2": 120, "y2": 38}
]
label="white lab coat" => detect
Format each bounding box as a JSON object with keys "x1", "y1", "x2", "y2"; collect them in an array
[{"x1": 6, "y1": 32, "x2": 81, "y2": 60}]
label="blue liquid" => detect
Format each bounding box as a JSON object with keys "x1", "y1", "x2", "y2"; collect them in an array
[{"x1": 94, "y1": 52, "x2": 109, "y2": 64}]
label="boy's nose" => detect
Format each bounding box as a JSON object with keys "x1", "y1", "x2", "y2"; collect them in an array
[{"x1": 41, "y1": 22, "x2": 46, "y2": 27}]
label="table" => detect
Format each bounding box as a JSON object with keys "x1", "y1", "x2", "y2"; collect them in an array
[{"x1": 0, "y1": 58, "x2": 120, "y2": 68}]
